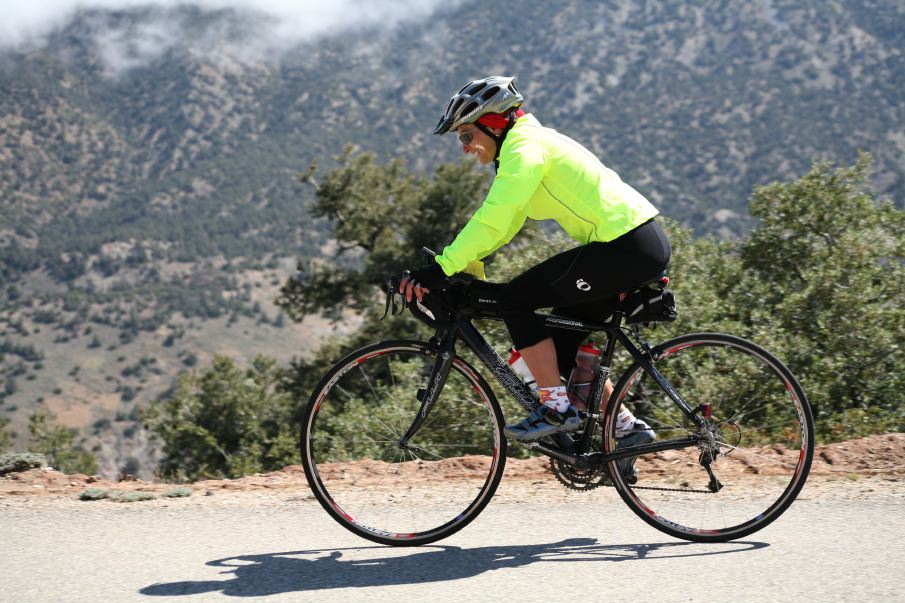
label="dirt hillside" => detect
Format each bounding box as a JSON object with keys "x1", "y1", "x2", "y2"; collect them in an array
[{"x1": 2, "y1": 433, "x2": 902, "y2": 498}]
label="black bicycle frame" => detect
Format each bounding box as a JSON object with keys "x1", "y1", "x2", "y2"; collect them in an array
[{"x1": 401, "y1": 306, "x2": 705, "y2": 470}]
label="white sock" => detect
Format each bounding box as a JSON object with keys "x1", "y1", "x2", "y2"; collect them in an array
[
  {"x1": 616, "y1": 408, "x2": 637, "y2": 431},
  {"x1": 539, "y1": 385, "x2": 570, "y2": 413}
]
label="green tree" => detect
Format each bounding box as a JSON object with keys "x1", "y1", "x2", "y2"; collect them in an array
[
  {"x1": 640, "y1": 156, "x2": 904, "y2": 441},
  {"x1": 277, "y1": 148, "x2": 495, "y2": 319},
  {"x1": 144, "y1": 355, "x2": 297, "y2": 481},
  {"x1": 27, "y1": 411, "x2": 98, "y2": 475},
  {"x1": 737, "y1": 154, "x2": 905, "y2": 438}
]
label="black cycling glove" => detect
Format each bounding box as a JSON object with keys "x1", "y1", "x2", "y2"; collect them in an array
[{"x1": 408, "y1": 263, "x2": 448, "y2": 290}]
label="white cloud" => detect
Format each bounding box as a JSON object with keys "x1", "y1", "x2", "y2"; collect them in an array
[
  {"x1": 91, "y1": 14, "x2": 176, "y2": 75},
  {"x1": 0, "y1": 0, "x2": 455, "y2": 49}
]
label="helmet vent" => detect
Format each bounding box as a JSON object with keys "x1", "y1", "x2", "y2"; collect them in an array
[
  {"x1": 481, "y1": 86, "x2": 500, "y2": 101},
  {"x1": 466, "y1": 82, "x2": 487, "y2": 96}
]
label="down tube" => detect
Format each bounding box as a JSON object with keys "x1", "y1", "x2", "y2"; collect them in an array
[{"x1": 455, "y1": 318, "x2": 537, "y2": 413}]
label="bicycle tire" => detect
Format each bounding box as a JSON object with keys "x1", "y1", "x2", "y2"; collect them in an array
[
  {"x1": 603, "y1": 332, "x2": 814, "y2": 542},
  {"x1": 301, "y1": 339, "x2": 507, "y2": 546}
]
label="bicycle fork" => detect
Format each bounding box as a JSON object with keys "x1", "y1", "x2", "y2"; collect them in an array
[{"x1": 396, "y1": 332, "x2": 456, "y2": 450}]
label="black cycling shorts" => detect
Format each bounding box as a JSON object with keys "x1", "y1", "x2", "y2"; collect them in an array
[{"x1": 467, "y1": 219, "x2": 671, "y2": 378}]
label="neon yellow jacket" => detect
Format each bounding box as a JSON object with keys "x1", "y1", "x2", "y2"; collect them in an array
[{"x1": 436, "y1": 114, "x2": 659, "y2": 276}]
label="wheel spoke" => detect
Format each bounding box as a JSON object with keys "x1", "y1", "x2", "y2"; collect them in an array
[
  {"x1": 605, "y1": 335, "x2": 813, "y2": 542},
  {"x1": 302, "y1": 344, "x2": 505, "y2": 545},
  {"x1": 357, "y1": 365, "x2": 403, "y2": 438}
]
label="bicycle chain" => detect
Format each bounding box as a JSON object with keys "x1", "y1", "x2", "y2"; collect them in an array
[{"x1": 624, "y1": 484, "x2": 716, "y2": 494}]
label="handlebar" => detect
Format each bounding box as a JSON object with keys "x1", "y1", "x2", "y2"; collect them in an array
[{"x1": 381, "y1": 265, "x2": 475, "y2": 328}]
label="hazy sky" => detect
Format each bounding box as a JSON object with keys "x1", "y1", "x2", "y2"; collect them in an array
[{"x1": 0, "y1": 0, "x2": 455, "y2": 48}]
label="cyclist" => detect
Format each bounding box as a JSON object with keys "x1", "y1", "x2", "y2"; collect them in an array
[{"x1": 400, "y1": 75, "x2": 669, "y2": 443}]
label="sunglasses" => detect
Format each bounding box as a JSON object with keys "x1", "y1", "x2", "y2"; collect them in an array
[{"x1": 457, "y1": 128, "x2": 476, "y2": 146}]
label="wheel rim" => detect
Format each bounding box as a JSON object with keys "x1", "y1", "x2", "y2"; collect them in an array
[
  {"x1": 606, "y1": 336, "x2": 812, "y2": 539},
  {"x1": 304, "y1": 345, "x2": 503, "y2": 542}
]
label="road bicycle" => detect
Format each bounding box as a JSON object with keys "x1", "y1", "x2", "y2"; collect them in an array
[{"x1": 300, "y1": 257, "x2": 814, "y2": 546}]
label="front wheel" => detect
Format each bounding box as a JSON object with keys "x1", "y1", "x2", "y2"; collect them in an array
[
  {"x1": 301, "y1": 340, "x2": 507, "y2": 546},
  {"x1": 603, "y1": 333, "x2": 814, "y2": 542}
]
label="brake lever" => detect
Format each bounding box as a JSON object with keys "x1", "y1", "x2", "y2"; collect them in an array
[
  {"x1": 380, "y1": 270, "x2": 409, "y2": 320},
  {"x1": 381, "y1": 276, "x2": 405, "y2": 320},
  {"x1": 380, "y1": 282, "x2": 392, "y2": 320}
]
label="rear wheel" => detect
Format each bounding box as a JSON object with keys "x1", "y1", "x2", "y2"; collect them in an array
[
  {"x1": 301, "y1": 340, "x2": 506, "y2": 546},
  {"x1": 603, "y1": 333, "x2": 814, "y2": 542}
]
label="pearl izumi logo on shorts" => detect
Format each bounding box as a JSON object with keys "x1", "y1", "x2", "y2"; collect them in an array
[{"x1": 576, "y1": 278, "x2": 591, "y2": 292}]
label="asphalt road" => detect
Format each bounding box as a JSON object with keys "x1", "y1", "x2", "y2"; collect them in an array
[{"x1": 2, "y1": 480, "x2": 903, "y2": 602}]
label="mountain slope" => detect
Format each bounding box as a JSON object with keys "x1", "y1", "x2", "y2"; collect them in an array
[{"x1": 0, "y1": 0, "x2": 902, "y2": 475}]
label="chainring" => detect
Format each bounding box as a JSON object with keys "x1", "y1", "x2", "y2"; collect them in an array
[{"x1": 549, "y1": 457, "x2": 612, "y2": 492}]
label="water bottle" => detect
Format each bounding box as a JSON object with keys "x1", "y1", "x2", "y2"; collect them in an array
[
  {"x1": 568, "y1": 342, "x2": 601, "y2": 410},
  {"x1": 507, "y1": 348, "x2": 538, "y2": 393}
]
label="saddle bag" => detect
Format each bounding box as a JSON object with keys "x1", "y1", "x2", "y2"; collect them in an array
[{"x1": 621, "y1": 286, "x2": 678, "y2": 325}]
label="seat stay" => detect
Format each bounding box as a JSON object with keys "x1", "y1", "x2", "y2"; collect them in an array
[{"x1": 612, "y1": 328, "x2": 705, "y2": 429}]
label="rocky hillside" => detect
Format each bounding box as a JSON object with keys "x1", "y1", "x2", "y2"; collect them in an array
[{"x1": 0, "y1": 0, "x2": 902, "y2": 475}]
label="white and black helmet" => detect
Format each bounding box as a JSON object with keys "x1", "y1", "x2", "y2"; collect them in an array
[{"x1": 434, "y1": 76, "x2": 524, "y2": 135}]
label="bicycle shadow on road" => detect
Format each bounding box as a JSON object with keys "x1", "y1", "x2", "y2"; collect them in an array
[{"x1": 140, "y1": 538, "x2": 768, "y2": 597}]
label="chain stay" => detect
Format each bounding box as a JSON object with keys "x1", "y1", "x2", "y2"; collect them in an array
[{"x1": 549, "y1": 457, "x2": 719, "y2": 494}]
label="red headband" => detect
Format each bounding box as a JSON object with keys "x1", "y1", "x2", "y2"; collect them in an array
[{"x1": 477, "y1": 108, "x2": 525, "y2": 129}]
